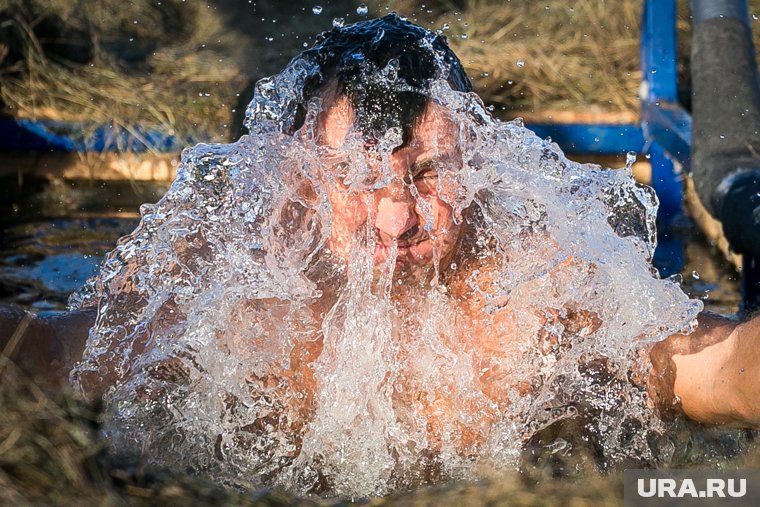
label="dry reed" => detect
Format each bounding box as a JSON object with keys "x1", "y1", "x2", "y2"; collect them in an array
[
  {"x1": 0, "y1": 0, "x2": 244, "y2": 145},
  {"x1": 5, "y1": 0, "x2": 760, "y2": 140}
]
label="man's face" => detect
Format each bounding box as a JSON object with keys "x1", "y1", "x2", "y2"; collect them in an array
[{"x1": 309, "y1": 94, "x2": 464, "y2": 279}]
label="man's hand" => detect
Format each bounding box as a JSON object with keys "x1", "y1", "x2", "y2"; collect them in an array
[{"x1": 649, "y1": 311, "x2": 760, "y2": 427}]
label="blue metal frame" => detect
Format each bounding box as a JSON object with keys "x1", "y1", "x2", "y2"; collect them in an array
[
  {"x1": 525, "y1": 123, "x2": 645, "y2": 155},
  {"x1": 637, "y1": 0, "x2": 694, "y2": 277},
  {"x1": 2, "y1": 116, "x2": 650, "y2": 156},
  {"x1": 531, "y1": 0, "x2": 690, "y2": 277},
  {"x1": 0, "y1": 118, "x2": 185, "y2": 153},
  {"x1": 639, "y1": 0, "x2": 688, "y2": 221}
]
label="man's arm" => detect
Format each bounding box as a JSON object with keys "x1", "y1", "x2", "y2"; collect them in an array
[
  {"x1": 649, "y1": 311, "x2": 760, "y2": 427},
  {"x1": 0, "y1": 305, "x2": 95, "y2": 384}
]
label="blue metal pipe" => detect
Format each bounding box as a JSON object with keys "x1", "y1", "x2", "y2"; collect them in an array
[
  {"x1": 0, "y1": 118, "x2": 185, "y2": 152},
  {"x1": 640, "y1": 0, "x2": 684, "y2": 222}
]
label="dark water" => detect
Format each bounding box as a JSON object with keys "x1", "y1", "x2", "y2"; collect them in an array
[{"x1": 0, "y1": 177, "x2": 167, "y2": 312}]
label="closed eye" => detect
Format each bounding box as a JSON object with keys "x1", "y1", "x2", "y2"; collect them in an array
[
  {"x1": 414, "y1": 169, "x2": 439, "y2": 181},
  {"x1": 409, "y1": 167, "x2": 440, "y2": 194}
]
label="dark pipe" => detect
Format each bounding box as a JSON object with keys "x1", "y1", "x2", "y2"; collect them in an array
[
  {"x1": 690, "y1": 0, "x2": 760, "y2": 309},
  {"x1": 691, "y1": 0, "x2": 748, "y2": 24}
]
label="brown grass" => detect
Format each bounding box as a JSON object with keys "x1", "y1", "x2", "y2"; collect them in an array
[
  {"x1": 4, "y1": 0, "x2": 760, "y2": 142},
  {"x1": 4, "y1": 352, "x2": 760, "y2": 505},
  {"x1": 0, "y1": 355, "x2": 626, "y2": 506},
  {"x1": 376, "y1": 0, "x2": 642, "y2": 116},
  {"x1": 0, "y1": 357, "x2": 324, "y2": 505},
  {"x1": 375, "y1": 0, "x2": 760, "y2": 118},
  {"x1": 0, "y1": 0, "x2": 244, "y2": 145}
]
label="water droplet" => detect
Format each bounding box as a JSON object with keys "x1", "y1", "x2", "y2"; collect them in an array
[
  {"x1": 332, "y1": 17, "x2": 345, "y2": 28},
  {"x1": 691, "y1": 271, "x2": 700, "y2": 280},
  {"x1": 625, "y1": 151, "x2": 637, "y2": 170},
  {"x1": 441, "y1": 23, "x2": 450, "y2": 31},
  {"x1": 357, "y1": 3, "x2": 368, "y2": 16},
  {"x1": 312, "y1": 5, "x2": 323, "y2": 14},
  {"x1": 754, "y1": 13, "x2": 758, "y2": 20},
  {"x1": 460, "y1": 33, "x2": 468, "y2": 39},
  {"x1": 74, "y1": 19, "x2": 695, "y2": 492},
  {"x1": 516, "y1": 59, "x2": 525, "y2": 68}
]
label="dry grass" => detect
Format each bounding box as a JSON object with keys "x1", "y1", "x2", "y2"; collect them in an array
[
  {"x1": 374, "y1": 0, "x2": 642, "y2": 116},
  {"x1": 0, "y1": 357, "x2": 115, "y2": 504},
  {"x1": 0, "y1": 356, "x2": 626, "y2": 506},
  {"x1": 0, "y1": 0, "x2": 244, "y2": 146},
  {"x1": 4, "y1": 0, "x2": 760, "y2": 142},
  {"x1": 3, "y1": 353, "x2": 760, "y2": 505},
  {"x1": 0, "y1": 357, "x2": 322, "y2": 505},
  {"x1": 375, "y1": 0, "x2": 760, "y2": 118}
]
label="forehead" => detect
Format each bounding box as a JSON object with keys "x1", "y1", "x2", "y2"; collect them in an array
[{"x1": 316, "y1": 96, "x2": 457, "y2": 157}]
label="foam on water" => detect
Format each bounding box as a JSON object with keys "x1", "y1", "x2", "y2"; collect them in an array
[{"x1": 69, "y1": 17, "x2": 701, "y2": 497}]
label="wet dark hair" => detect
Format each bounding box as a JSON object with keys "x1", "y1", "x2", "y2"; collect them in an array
[{"x1": 294, "y1": 14, "x2": 472, "y2": 145}]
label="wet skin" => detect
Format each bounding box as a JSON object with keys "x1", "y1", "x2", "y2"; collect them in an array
[
  {"x1": 305, "y1": 95, "x2": 760, "y2": 430},
  {"x1": 312, "y1": 93, "x2": 463, "y2": 280},
  {"x1": 2, "y1": 94, "x2": 760, "y2": 441},
  {"x1": 280, "y1": 98, "x2": 757, "y2": 452}
]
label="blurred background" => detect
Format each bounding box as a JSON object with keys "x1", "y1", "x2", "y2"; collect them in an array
[{"x1": 0, "y1": 0, "x2": 707, "y2": 141}]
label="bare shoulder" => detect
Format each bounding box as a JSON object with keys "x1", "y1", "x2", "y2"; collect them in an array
[{"x1": 0, "y1": 305, "x2": 96, "y2": 384}]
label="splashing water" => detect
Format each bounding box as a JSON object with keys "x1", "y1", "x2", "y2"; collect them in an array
[{"x1": 69, "y1": 16, "x2": 701, "y2": 498}]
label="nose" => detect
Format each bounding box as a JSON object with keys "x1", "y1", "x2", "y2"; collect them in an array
[{"x1": 374, "y1": 186, "x2": 419, "y2": 243}]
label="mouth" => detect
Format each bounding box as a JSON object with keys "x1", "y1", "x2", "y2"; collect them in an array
[
  {"x1": 373, "y1": 237, "x2": 428, "y2": 265},
  {"x1": 376, "y1": 225, "x2": 427, "y2": 249}
]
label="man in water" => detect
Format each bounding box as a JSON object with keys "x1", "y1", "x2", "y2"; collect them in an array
[{"x1": 1, "y1": 14, "x2": 759, "y2": 477}]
